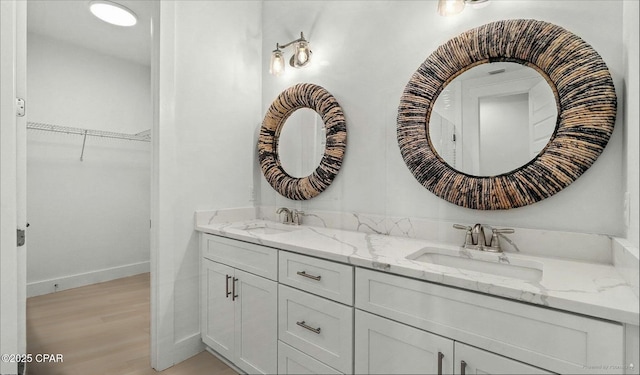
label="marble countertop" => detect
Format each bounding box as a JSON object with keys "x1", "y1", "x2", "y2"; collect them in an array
[{"x1": 196, "y1": 219, "x2": 639, "y2": 325}]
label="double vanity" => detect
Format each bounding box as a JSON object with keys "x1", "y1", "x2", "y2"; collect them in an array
[
  {"x1": 198, "y1": 16, "x2": 636, "y2": 375},
  {"x1": 195, "y1": 211, "x2": 639, "y2": 375}
]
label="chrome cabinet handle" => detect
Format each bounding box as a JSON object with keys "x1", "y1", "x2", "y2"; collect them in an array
[
  {"x1": 460, "y1": 360, "x2": 466, "y2": 375},
  {"x1": 296, "y1": 271, "x2": 321, "y2": 281},
  {"x1": 296, "y1": 320, "x2": 321, "y2": 334},
  {"x1": 232, "y1": 277, "x2": 238, "y2": 301},
  {"x1": 225, "y1": 275, "x2": 231, "y2": 298},
  {"x1": 437, "y1": 352, "x2": 444, "y2": 375}
]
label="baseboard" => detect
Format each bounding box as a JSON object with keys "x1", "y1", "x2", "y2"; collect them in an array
[
  {"x1": 172, "y1": 333, "x2": 205, "y2": 366},
  {"x1": 27, "y1": 261, "x2": 150, "y2": 297}
]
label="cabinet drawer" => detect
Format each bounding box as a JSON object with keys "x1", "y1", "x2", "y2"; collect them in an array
[
  {"x1": 278, "y1": 341, "x2": 342, "y2": 375},
  {"x1": 279, "y1": 251, "x2": 354, "y2": 305},
  {"x1": 279, "y1": 285, "x2": 353, "y2": 374},
  {"x1": 201, "y1": 234, "x2": 277, "y2": 281},
  {"x1": 355, "y1": 268, "x2": 624, "y2": 374}
]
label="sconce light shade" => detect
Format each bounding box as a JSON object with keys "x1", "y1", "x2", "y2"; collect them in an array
[
  {"x1": 438, "y1": 0, "x2": 490, "y2": 16},
  {"x1": 438, "y1": 0, "x2": 465, "y2": 16},
  {"x1": 290, "y1": 40, "x2": 312, "y2": 68},
  {"x1": 269, "y1": 32, "x2": 312, "y2": 76},
  {"x1": 270, "y1": 48, "x2": 285, "y2": 76}
]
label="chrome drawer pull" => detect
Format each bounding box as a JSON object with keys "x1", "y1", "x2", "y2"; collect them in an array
[
  {"x1": 461, "y1": 360, "x2": 467, "y2": 375},
  {"x1": 296, "y1": 271, "x2": 321, "y2": 281},
  {"x1": 296, "y1": 320, "x2": 321, "y2": 334}
]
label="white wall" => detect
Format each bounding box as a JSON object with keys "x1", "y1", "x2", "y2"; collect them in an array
[
  {"x1": 260, "y1": 0, "x2": 625, "y2": 237},
  {"x1": 27, "y1": 33, "x2": 151, "y2": 133},
  {"x1": 27, "y1": 33, "x2": 151, "y2": 295},
  {"x1": 623, "y1": 0, "x2": 639, "y2": 249},
  {"x1": 155, "y1": 0, "x2": 262, "y2": 368}
]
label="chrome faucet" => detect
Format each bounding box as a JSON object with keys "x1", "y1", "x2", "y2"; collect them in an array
[
  {"x1": 276, "y1": 207, "x2": 293, "y2": 224},
  {"x1": 454, "y1": 223, "x2": 517, "y2": 252},
  {"x1": 471, "y1": 223, "x2": 487, "y2": 249},
  {"x1": 276, "y1": 207, "x2": 303, "y2": 225}
]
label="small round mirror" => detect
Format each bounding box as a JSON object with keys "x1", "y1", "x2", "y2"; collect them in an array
[
  {"x1": 278, "y1": 108, "x2": 326, "y2": 178},
  {"x1": 429, "y1": 62, "x2": 557, "y2": 176},
  {"x1": 258, "y1": 83, "x2": 347, "y2": 200}
]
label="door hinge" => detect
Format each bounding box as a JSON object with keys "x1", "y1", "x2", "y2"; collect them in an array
[
  {"x1": 17, "y1": 228, "x2": 26, "y2": 247},
  {"x1": 16, "y1": 98, "x2": 25, "y2": 117}
]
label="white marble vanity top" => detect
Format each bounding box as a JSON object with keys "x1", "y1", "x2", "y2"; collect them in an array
[{"x1": 196, "y1": 218, "x2": 639, "y2": 325}]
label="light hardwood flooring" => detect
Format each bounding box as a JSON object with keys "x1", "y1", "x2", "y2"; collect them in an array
[{"x1": 26, "y1": 273, "x2": 237, "y2": 375}]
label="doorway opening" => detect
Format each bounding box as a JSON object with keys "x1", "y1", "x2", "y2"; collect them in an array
[{"x1": 25, "y1": 0, "x2": 156, "y2": 373}]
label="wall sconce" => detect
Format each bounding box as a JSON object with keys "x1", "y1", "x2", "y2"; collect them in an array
[
  {"x1": 269, "y1": 32, "x2": 312, "y2": 76},
  {"x1": 437, "y1": 0, "x2": 490, "y2": 16}
]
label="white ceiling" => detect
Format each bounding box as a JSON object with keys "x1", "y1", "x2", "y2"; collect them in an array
[{"x1": 27, "y1": 0, "x2": 155, "y2": 66}]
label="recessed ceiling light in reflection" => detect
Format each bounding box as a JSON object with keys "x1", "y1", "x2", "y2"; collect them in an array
[{"x1": 89, "y1": 1, "x2": 137, "y2": 27}]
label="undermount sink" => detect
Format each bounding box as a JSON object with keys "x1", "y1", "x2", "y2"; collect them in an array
[
  {"x1": 239, "y1": 223, "x2": 301, "y2": 235},
  {"x1": 406, "y1": 247, "x2": 543, "y2": 282}
]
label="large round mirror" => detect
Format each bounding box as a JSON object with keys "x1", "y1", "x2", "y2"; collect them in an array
[
  {"x1": 429, "y1": 62, "x2": 557, "y2": 176},
  {"x1": 278, "y1": 108, "x2": 326, "y2": 178},
  {"x1": 397, "y1": 19, "x2": 616, "y2": 210},
  {"x1": 258, "y1": 83, "x2": 347, "y2": 200}
]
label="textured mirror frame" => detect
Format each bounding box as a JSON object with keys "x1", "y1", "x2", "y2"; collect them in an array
[
  {"x1": 259, "y1": 83, "x2": 347, "y2": 200},
  {"x1": 397, "y1": 19, "x2": 616, "y2": 210}
]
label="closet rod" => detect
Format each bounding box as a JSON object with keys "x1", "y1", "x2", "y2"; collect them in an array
[{"x1": 27, "y1": 122, "x2": 150, "y2": 142}]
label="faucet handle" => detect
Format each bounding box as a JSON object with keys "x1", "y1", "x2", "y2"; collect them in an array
[
  {"x1": 453, "y1": 224, "x2": 473, "y2": 247},
  {"x1": 488, "y1": 228, "x2": 518, "y2": 252},
  {"x1": 492, "y1": 228, "x2": 514, "y2": 234},
  {"x1": 292, "y1": 210, "x2": 304, "y2": 225},
  {"x1": 453, "y1": 224, "x2": 472, "y2": 231}
]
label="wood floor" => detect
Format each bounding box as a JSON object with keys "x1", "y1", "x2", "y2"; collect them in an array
[{"x1": 26, "y1": 273, "x2": 237, "y2": 375}]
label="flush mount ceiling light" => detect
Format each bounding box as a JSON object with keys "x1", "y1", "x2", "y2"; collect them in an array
[
  {"x1": 269, "y1": 32, "x2": 312, "y2": 76},
  {"x1": 89, "y1": 0, "x2": 137, "y2": 27},
  {"x1": 437, "y1": 0, "x2": 490, "y2": 16}
]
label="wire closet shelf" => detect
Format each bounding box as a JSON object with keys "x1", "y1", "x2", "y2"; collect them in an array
[
  {"x1": 27, "y1": 122, "x2": 151, "y2": 142},
  {"x1": 27, "y1": 121, "x2": 150, "y2": 161}
]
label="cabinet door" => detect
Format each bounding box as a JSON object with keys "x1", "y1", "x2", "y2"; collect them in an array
[
  {"x1": 355, "y1": 310, "x2": 453, "y2": 375},
  {"x1": 201, "y1": 259, "x2": 235, "y2": 359},
  {"x1": 453, "y1": 342, "x2": 554, "y2": 374},
  {"x1": 234, "y1": 269, "x2": 278, "y2": 374}
]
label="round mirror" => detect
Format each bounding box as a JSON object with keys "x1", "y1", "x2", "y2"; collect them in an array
[
  {"x1": 429, "y1": 62, "x2": 557, "y2": 176},
  {"x1": 397, "y1": 19, "x2": 616, "y2": 210},
  {"x1": 258, "y1": 83, "x2": 347, "y2": 200},
  {"x1": 278, "y1": 108, "x2": 326, "y2": 178}
]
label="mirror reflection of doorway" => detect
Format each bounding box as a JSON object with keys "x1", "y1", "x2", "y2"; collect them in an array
[
  {"x1": 478, "y1": 93, "x2": 529, "y2": 176},
  {"x1": 429, "y1": 62, "x2": 557, "y2": 176}
]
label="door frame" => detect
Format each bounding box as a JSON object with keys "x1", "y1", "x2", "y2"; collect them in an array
[
  {"x1": 150, "y1": 0, "x2": 172, "y2": 371},
  {"x1": 1, "y1": 1, "x2": 27, "y2": 374}
]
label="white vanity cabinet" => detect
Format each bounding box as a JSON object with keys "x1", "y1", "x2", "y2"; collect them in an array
[
  {"x1": 201, "y1": 234, "x2": 278, "y2": 374},
  {"x1": 355, "y1": 268, "x2": 624, "y2": 374},
  {"x1": 198, "y1": 229, "x2": 630, "y2": 375},
  {"x1": 278, "y1": 252, "x2": 355, "y2": 374}
]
